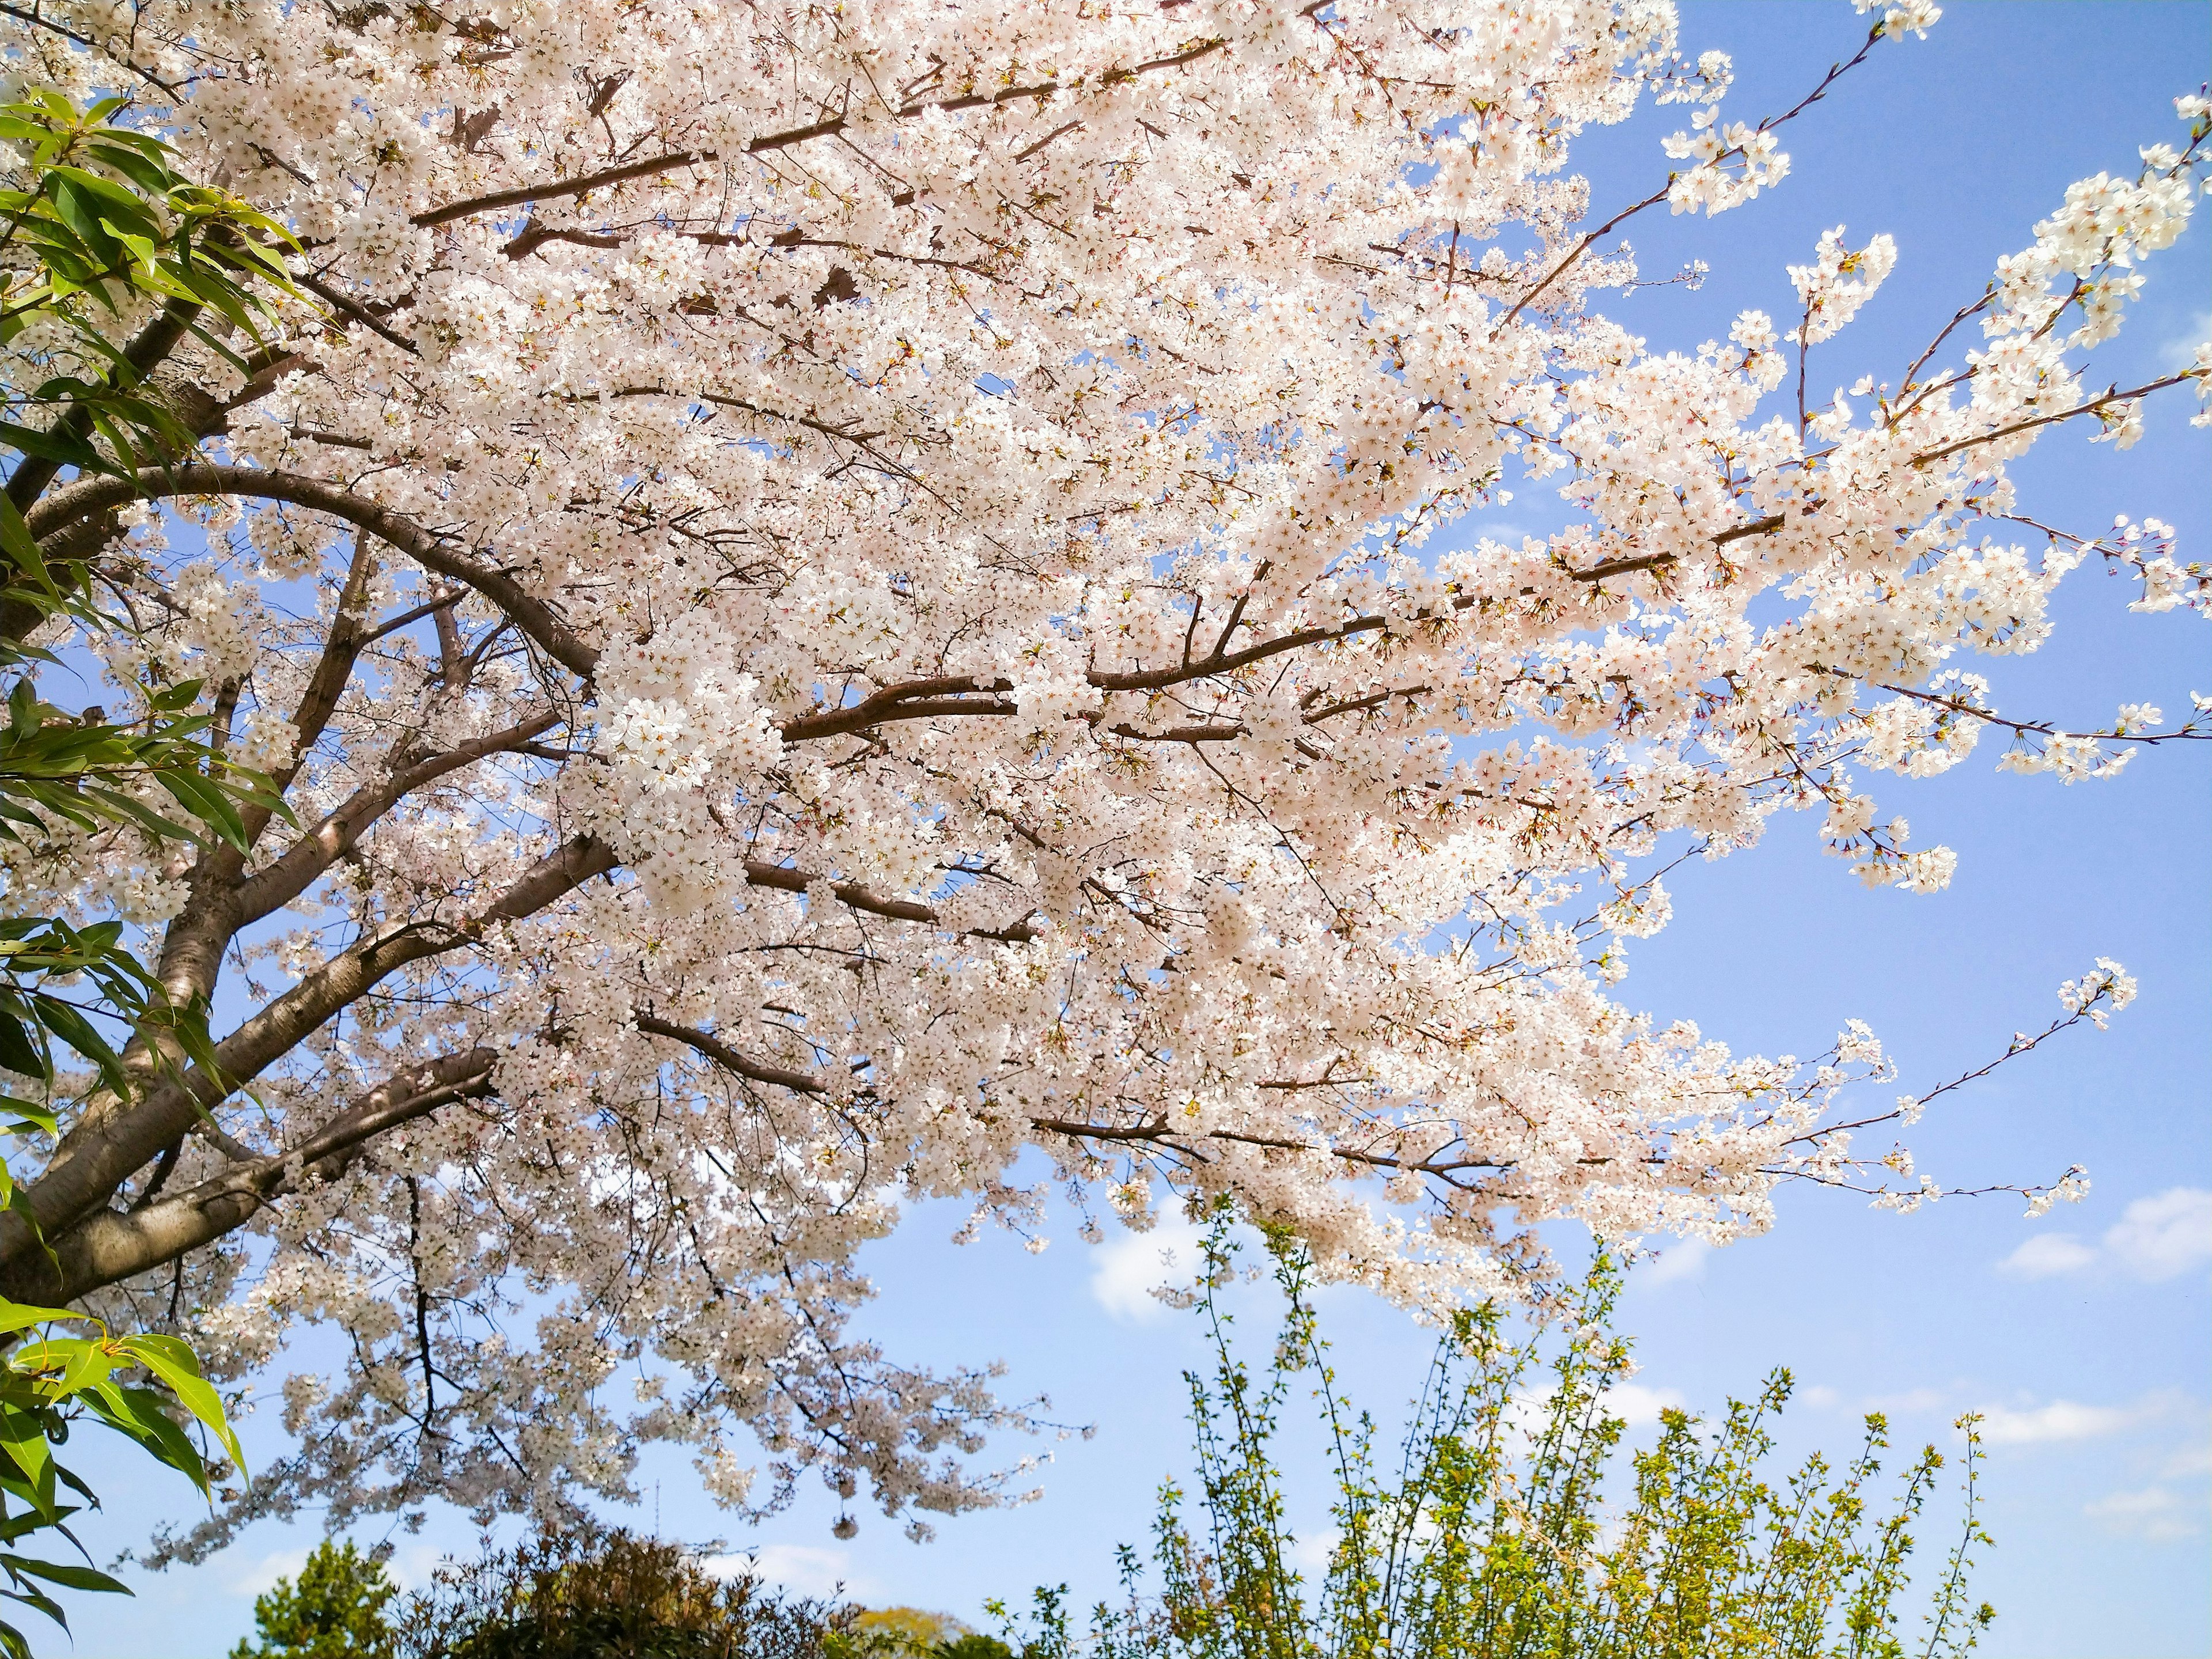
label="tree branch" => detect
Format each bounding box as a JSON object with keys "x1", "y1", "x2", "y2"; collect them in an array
[
  {"x1": 631, "y1": 1014, "x2": 829, "y2": 1094},
  {"x1": 27, "y1": 464, "x2": 603, "y2": 680},
  {"x1": 0, "y1": 835, "x2": 615, "y2": 1268},
  {"x1": 0, "y1": 1051, "x2": 498, "y2": 1305},
  {"x1": 411, "y1": 37, "x2": 1233, "y2": 232}
]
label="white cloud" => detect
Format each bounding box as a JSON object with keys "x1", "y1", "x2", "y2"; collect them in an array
[
  {"x1": 1639, "y1": 1238, "x2": 1711, "y2": 1286},
  {"x1": 1609, "y1": 1382, "x2": 1687, "y2": 1427},
  {"x1": 1993, "y1": 1188, "x2": 2211, "y2": 1283},
  {"x1": 224, "y1": 1546, "x2": 310, "y2": 1599},
  {"x1": 226, "y1": 1540, "x2": 483, "y2": 1599},
  {"x1": 2163, "y1": 1437, "x2": 2212, "y2": 1480},
  {"x1": 1996, "y1": 1232, "x2": 2097, "y2": 1279},
  {"x1": 708, "y1": 1544, "x2": 865, "y2": 1600},
  {"x1": 1089, "y1": 1217, "x2": 1205, "y2": 1322},
  {"x1": 2086, "y1": 1484, "x2": 2206, "y2": 1542},
  {"x1": 383, "y1": 1544, "x2": 449, "y2": 1592},
  {"x1": 1514, "y1": 1378, "x2": 1683, "y2": 1436},
  {"x1": 1798, "y1": 1384, "x2": 1841, "y2": 1411},
  {"x1": 1286, "y1": 1527, "x2": 1340, "y2": 1573},
  {"x1": 2104, "y1": 1188, "x2": 2212, "y2": 1281},
  {"x1": 1977, "y1": 1398, "x2": 2142, "y2": 1446}
]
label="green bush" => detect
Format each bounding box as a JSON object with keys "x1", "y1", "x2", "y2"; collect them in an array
[
  {"x1": 402, "y1": 1527, "x2": 849, "y2": 1659},
  {"x1": 984, "y1": 1226, "x2": 1993, "y2": 1659}
]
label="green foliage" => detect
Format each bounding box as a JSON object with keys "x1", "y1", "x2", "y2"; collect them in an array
[
  {"x1": 839, "y1": 1608, "x2": 984, "y2": 1657},
  {"x1": 0, "y1": 83, "x2": 289, "y2": 1659},
  {"x1": 0, "y1": 1297, "x2": 248, "y2": 1658},
  {"x1": 401, "y1": 1527, "x2": 851, "y2": 1659},
  {"x1": 0, "y1": 85, "x2": 300, "y2": 486},
  {"x1": 232, "y1": 1539, "x2": 400, "y2": 1659},
  {"x1": 986, "y1": 1222, "x2": 1995, "y2": 1659},
  {"x1": 0, "y1": 86, "x2": 297, "y2": 1112},
  {"x1": 931, "y1": 1639, "x2": 1018, "y2": 1659},
  {"x1": 0, "y1": 671, "x2": 288, "y2": 1121}
]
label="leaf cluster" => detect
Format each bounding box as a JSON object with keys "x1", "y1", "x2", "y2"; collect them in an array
[
  {"x1": 0, "y1": 90, "x2": 295, "y2": 1135},
  {"x1": 0, "y1": 86, "x2": 300, "y2": 483},
  {"x1": 0, "y1": 1297, "x2": 247, "y2": 1658},
  {"x1": 0, "y1": 84, "x2": 289, "y2": 1659}
]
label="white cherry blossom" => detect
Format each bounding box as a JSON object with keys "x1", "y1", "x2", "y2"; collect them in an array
[{"x1": 0, "y1": 0, "x2": 2202, "y2": 1558}]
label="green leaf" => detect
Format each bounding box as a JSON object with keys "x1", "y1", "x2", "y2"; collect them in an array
[
  {"x1": 25, "y1": 997, "x2": 124, "y2": 1100},
  {"x1": 0, "y1": 1555, "x2": 125, "y2": 1596},
  {"x1": 70, "y1": 783, "x2": 196, "y2": 845},
  {"x1": 81, "y1": 144, "x2": 171, "y2": 199},
  {"x1": 120, "y1": 1344, "x2": 243, "y2": 1476},
  {"x1": 151, "y1": 766, "x2": 248, "y2": 847},
  {"x1": 0, "y1": 1579, "x2": 69, "y2": 1632},
  {"x1": 0, "y1": 1017, "x2": 44, "y2": 1084},
  {"x1": 0, "y1": 1415, "x2": 48, "y2": 1493},
  {"x1": 0, "y1": 500, "x2": 55, "y2": 599},
  {"x1": 0, "y1": 1304, "x2": 76, "y2": 1343},
  {"x1": 44, "y1": 167, "x2": 153, "y2": 230},
  {"x1": 40, "y1": 179, "x2": 116, "y2": 266},
  {"x1": 0, "y1": 1099, "x2": 56, "y2": 1138},
  {"x1": 0, "y1": 1503, "x2": 81, "y2": 1546},
  {"x1": 77, "y1": 1386, "x2": 204, "y2": 1493},
  {"x1": 145, "y1": 679, "x2": 203, "y2": 714},
  {"x1": 49, "y1": 1342, "x2": 113, "y2": 1400}
]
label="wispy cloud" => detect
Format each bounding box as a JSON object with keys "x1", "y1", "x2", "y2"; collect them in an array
[
  {"x1": 1089, "y1": 1216, "x2": 1205, "y2": 1322},
  {"x1": 2164, "y1": 1437, "x2": 2212, "y2": 1480},
  {"x1": 1638, "y1": 1238, "x2": 1711, "y2": 1286},
  {"x1": 225, "y1": 1540, "x2": 481, "y2": 1598},
  {"x1": 2158, "y1": 308, "x2": 2211, "y2": 372},
  {"x1": 1971, "y1": 1388, "x2": 2190, "y2": 1449},
  {"x1": 2085, "y1": 1484, "x2": 2206, "y2": 1542},
  {"x1": 1996, "y1": 1187, "x2": 2211, "y2": 1283},
  {"x1": 224, "y1": 1546, "x2": 310, "y2": 1599},
  {"x1": 2086, "y1": 1418, "x2": 2212, "y2": 1542},
  {"x1": 1997, "y1": 1233, "x2": 2099, "y2": 1278},
  {"x1": 1609, "y1": 1382, "x2": 1687, "y2": 1427},
  {"x1": 1287, "y1": 1527, "x2": 1341, "y2": 1573},
  {"x1": 708, "y1": 1544, "x2": 866, "y2": 1600},
  {"x1": 1977, "y1": 1399, "x2": 2144, "y2": 1446},
  {"x1": 2103, "y1": 1188, "x2": 2212, "y2": 1279}
]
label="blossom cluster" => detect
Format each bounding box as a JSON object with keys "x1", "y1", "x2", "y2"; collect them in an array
[{"x1": 0, "y1": 0, "x2": 2200, "y2": 1559}]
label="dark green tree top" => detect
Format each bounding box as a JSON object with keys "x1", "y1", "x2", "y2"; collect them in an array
[{"x1": 232, "y1": 1540, "x2": 398, "y2": 1659}]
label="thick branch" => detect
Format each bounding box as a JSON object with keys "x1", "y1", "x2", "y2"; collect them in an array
[
  {"x1": 232, "y1": 710, "x2": 567, "y2": 927},
  {"x1": 0, "y1": 1051, "x2": 498, "y2": 1305},
  {"x1": 0, "y1": 835, "x2": 615, "y2": 1268},
  {"x1": 631, "y1": 1014, "x2": 828, "y2": 1094}
]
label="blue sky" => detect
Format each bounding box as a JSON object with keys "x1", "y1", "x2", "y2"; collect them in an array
[{"x1": 44, "y1": 5, "x2": 2211, "y2": 1656}]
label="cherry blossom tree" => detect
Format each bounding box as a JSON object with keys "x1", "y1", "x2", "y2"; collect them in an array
[{"x1": 0, "y1": 0, "x2": 2203, "y2": 1556}]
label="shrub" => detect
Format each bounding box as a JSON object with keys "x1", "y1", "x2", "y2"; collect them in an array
[
  {"x1": 400, "y1": 1527, "x2": 849, "y2": 1659},
  {"x1": 844, "y1": 1609, "x2": 979, "y2": 1653},
  {"x1": 986, "y1": 1227, "x2": 1994, "y2": 1659}
]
